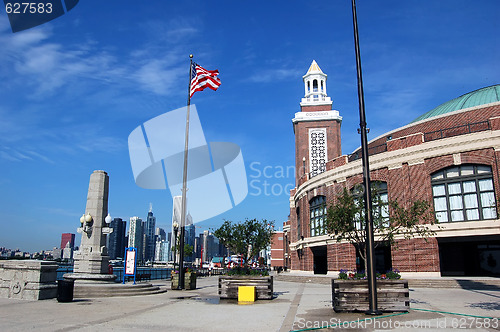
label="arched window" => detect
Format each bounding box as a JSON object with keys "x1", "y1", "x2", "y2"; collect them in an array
[
  {"x1": 431, "y1": 164, "x2": 497, "y2": 222},
  {"x1": 352, "y1": 182, "x2": 389, "y2": 229},
  {"x1": 307, "y1": 81, "x2": 310, "y2": 93},
  {"x1": 313, "y1": 79, "x2": 318, "y2": 92},
  {"x1": 310, "y1": 196, "x2": 327, "y2": 237}
]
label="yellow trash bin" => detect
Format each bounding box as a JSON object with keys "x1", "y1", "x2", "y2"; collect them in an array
[{"x1": 238, "y1": 286, "x2": 256, "y2": 302}]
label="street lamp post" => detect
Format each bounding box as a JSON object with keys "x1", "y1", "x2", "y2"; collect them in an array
[
  {"x1": 173, "y1": 222, "x2": 179, "y2": 281},
  {"x1": 351, "y1": 0, "x2": 381, "y2": 315}
]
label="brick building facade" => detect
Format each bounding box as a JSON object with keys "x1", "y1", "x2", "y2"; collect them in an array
[
  {"x1": 270, "y1": 231, "x2": 285, "y2": 269},
  {"x1": 286, "y1": 61, "x2": 500, "y2": 277}
]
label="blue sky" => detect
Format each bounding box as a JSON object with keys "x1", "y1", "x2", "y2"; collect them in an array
[{"x1": 0, "y1": 1, "x2": 498, "y2": 252}]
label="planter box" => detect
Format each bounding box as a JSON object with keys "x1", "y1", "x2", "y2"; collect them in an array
[
  {"x1": 171, "y1": 272, "x2": 197, "y2": 290},
  {"x1": 332, "y1": 279, "x2": 409, "y2": 312},
  {"x1": 219, "y1": 275, "x2": 273, "y2": 300}
]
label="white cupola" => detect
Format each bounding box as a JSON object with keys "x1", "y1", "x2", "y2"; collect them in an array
[{"x1": 300, "y1": 60, "x2": 332, "y2": 107}]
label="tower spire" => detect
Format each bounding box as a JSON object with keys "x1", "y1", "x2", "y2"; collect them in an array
[
  {"x1": 149, "y1": 203, "x2": 153, "y2": 213},
  {"x1": 300, "y1": 60, "x2": 332, "y2": 107}
]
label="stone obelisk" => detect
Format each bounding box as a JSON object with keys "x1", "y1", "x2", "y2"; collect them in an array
[{"x1": 66, "y1": 170, "x2": 115, "y2": 282}]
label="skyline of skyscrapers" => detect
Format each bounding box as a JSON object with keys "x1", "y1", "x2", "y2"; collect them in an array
[{"x1": 53, "y1": 203, "x2": 228, "y2": 265}]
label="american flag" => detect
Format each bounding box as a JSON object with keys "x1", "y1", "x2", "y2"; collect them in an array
[{"x1": 190, "y1": 63, "x2": 221, "y2": 98}]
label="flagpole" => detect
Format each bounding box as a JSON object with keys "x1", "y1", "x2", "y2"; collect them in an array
[{"x1": 178, "y1": 54, "x2": 193, "y2": 289}]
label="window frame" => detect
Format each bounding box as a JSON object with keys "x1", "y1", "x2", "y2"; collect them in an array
[
  {"x1": 431, "y1": 164, "x2": 497, "y2": 223},
  {"x1": 352, "y1": 182, "x2": 389, "y2": 230},
  {"x1": 309, "y1": 195, "x2": 327, "y2": 237}
]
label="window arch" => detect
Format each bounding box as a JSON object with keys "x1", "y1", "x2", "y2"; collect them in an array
[
  {"x1": 310, "y1": 196, "x2": 326, "y2": 237},
  {"x1": 431, "y1": 164, "x2": 497, "y2": 222},
  {"x1": 352, "y1": 182, "x2": 389, "y2": 229}
]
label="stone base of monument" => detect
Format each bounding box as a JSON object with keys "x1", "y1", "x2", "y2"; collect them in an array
[
  {"x1": 63, "y1": 273, "x2": 167, "y2": 298},
  {"x1": 64, "y1": 273, "x2": 117, "y2": 283},
  {"x1": 0, "y1": 260, "x2": 58, "y2": 300}
]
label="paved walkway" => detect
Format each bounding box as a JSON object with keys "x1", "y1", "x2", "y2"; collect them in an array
[{"x1": 0, "y1": 276, "x2": 499, "y2": 331}]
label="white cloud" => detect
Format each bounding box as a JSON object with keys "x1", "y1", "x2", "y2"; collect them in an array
[
  {"x1": 134, "y1": 60, "x2": 185, "y2": 96},
  {"x1": 0, "y1": 18, "x2": 200, "y2": 163}
]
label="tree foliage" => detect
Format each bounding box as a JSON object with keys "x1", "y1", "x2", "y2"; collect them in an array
[
  {"x1": 213, "y1": 218, "x2": 275, "y2": 265},
  {"x1": 171, "y1": 239, "x2": 194, "y2": 258},
  {"x1": 326, "y1": 185, "x2": 438, "y2": 270}
]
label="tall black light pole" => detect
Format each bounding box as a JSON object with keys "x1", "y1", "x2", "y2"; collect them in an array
[{"x1": 351, "y1": 0, "x2": 381, "y2": 315}]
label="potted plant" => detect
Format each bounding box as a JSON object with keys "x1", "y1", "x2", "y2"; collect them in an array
[
  {"x1": 332, "y1": 269, "x2": 409, "y2": 312},
  {"x1": 184, "y1": 268, "x2": 196, "y2": 290},
  {"x1": 171, "y1": 268, "x2": 197, "y2": 290}
]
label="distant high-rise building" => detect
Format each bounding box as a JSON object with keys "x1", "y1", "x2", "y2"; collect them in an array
[
  {"x1": 62, "y1": 238, "x2": 74, "y2": 260},
  {"x1": 60, "y1": 233, "x2": 75, "y2": 250},
  {"x1": 153, "y1": 228, "x2": 166, "y2": 263},
  {"x1": 144, "y1": 204, "x2": 156, "y2": 262},
  {"x1": 194, "y1": 236, "x2": 201, "y2": 260},
  {"x1": 202, "y1": 230, "x2": 217, "y2": 263},
  {"x1": 185, "y1": 221, "x2": 195, "y2": 262},
  {"x1": 128, "y1": 216, "x2": 143, "y2": 262},
  {"x1": 108, "y1": 218, "x2": 126, "y2": 259},
  {"x1": 160, "y1": 240, "x2": 170, "y2": 262},
  {"x1": 219, "y1": 239, "x2": 229, "y2": 258},
  {"x1": 155, "y1": 227, "x2": 166, "y2": 242}
]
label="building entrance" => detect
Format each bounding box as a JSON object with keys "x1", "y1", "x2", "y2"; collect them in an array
[
  {"x1": 438, "y1": 235, "x2": 500, "y2": 277},
  {"x1": 311, "y1": 246, "x2": 327, "y2": 274},
  {"x1": 356, "y1": 243, "x2": 392, "y2": 273}
]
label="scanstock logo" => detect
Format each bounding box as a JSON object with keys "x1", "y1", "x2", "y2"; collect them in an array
[
  {"x1": 3, "y1": 0, "x2": 79, "y2": 33},
  {"x1": 128, "y1": 105, "x2": 248, "y2": 224}
]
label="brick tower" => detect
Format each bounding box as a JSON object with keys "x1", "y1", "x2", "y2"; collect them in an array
[{"x1": 292, "y1": 60, "x2": 342, "y2": 185}]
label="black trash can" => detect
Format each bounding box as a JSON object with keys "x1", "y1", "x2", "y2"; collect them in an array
[{"x1": 57, "y1": 279, "x2": 74, "y2": 302}]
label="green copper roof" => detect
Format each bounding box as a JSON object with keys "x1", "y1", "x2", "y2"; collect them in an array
[{"x1": 412, "y1": 84, "x2": 500, "y2": 123}]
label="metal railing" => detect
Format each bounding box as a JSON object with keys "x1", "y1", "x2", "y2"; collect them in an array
[
  {"x1": 348, "y1": 143, "x2": 387, "y2": 162},
  {"x1": 423, "y1": 120, "x2": 490, "y2": 142},
  {"x1": 56, "y1": 265, "x2": 229, "y2": 281},
  {"x1": 347, "y1": 120, "x2": 491, "y2": 162}
]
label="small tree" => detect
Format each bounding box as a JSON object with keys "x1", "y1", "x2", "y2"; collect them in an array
[
  {"x1": 326, "y1": 185, "x2": 438, "y2": 272},
  {"x1": 171, "y1": 240, "x2": 194, "y2": 260},
  {"x1": 213, "y1": 218, "x2": 274, "y2": 267}
]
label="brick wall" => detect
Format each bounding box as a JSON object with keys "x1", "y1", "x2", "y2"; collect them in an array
[
  {"x1": 391, "y1": 238, "x2": 440, "y2": 272},
  {"x1": 294, "y1": 119, "x2": 341, "y2": 183},
  {"x1": 291, "y1": 247, "x2": 314, "y2": 271},
  {"x1": 327, "y1": 242, "x2": 357, "y2": 271},
  {"x1": 300, "y1": 105, "x2": 332, "y2": 112}
]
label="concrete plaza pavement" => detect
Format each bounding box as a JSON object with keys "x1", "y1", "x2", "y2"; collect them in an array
[{"x1": 0, "y1": 275, "x2": 499, "y2": 331}]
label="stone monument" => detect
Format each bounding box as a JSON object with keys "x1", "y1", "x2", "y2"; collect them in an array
[
  {"x1": 64, "y1": 170, "x2": 166, "y2": 298},
  {"x1": 65, "y1": 170, "x2": 115, "y2": 283}
]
